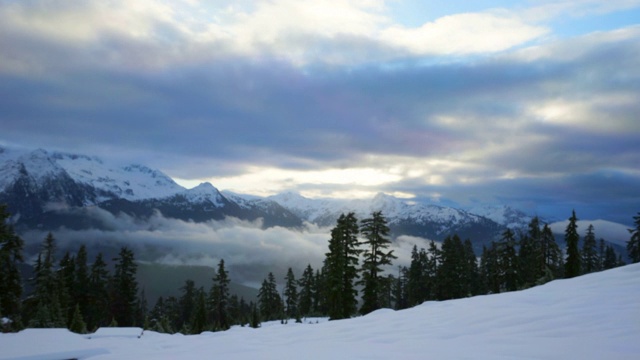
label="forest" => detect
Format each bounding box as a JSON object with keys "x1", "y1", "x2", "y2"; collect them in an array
[{"x1": 1, "y1": 205, "x2": 639, "y2": 334}]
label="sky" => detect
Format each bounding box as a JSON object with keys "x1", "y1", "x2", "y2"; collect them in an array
[{"x1": 1, "y1": 0, "x2": 639, "y2": 224}]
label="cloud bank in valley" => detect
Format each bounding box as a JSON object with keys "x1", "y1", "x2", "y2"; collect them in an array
[{"x1": 20, "y1": 207, "x2": 426, "y2": 286}]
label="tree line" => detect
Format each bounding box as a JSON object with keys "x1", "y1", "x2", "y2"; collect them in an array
[{"x1": 1, "y1": 204, "x2": 639, "y2": 334}]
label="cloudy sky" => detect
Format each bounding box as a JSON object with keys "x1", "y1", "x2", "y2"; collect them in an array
[{"x1": 1, "y1": 0, "x2": 639, "y2": 224}]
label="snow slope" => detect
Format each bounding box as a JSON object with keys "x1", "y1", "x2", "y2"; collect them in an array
[{"x1": 2, "y1": 263, "x2": 638, "y2": 359}]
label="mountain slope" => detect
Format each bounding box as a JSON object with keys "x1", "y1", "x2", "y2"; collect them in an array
[{"x1": 4, "y1": 263, "x2": 639, "y2": 359}]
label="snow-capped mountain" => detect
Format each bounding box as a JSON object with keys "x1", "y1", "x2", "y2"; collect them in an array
[
  {"x1": 0, "y1": 147, "x2": 301, "y2": 230},
  {"x1": 265, "y1": 191, "x2": 504, "y2": 246},
  {"x1": 0, "y1": 146, "x2": 537, "y2": 247}
]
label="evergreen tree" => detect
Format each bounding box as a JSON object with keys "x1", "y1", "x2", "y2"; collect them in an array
[
  {"x1": 498, "y1": 229, "x2": 519, "y2": 292},
  {"x1": 0, "y1": 205, "x2": 24, "y2": 329},
  {"x1": 627, "y1": 212, "x2": 640, "y2": 263},
  {"x1": 190, "y1": 289, "x2": 208, "y2": 334},
  {"x1": 74, "y1": 245, "x2": 90, "y2": 325},
  {"x1": 358, "y1": 211, "x2": 396, "y2": 315},
  {"x1": 69, "y1": 303, "x2": 87, "y2": 334},
  {"x1": 28, "y1": 233, "x2": 66, "y2": 327},
  {"x1": 541, "y1": 224, "x2": 563, "y2": 280},
  {"x1": 110, "y1": 247, "x2": 138, "y2": 327},
  {"x1": 582, "y1": 224, "x2": 599, "y2": 274},
  {"x1": 210, "y1": 259, "x2": 231, "y2": 330},
  {"x1": 603, "y1": 245, "x2": 618, "y2": 270},
  {"x1": 87, "y1": 253, "x2": 110, "y2": 330},
  {"x1": 298, "y1": 264, "x2": 315, "y2": 317},
  {"x1": 178, "y1": 280, "x2": 197, "y2": 331},
  {"x1": 436, "y1": 235, "x2": 466, "y2": 300},
  {"x1": 324, "y1": 213, "x2": 361, "y2": 320},
  {"x1": 564, "y1": 210, "x2": 581, "y2": 278},
  {"x1": 480, "y1": 243, "x2": 500, "y2": 294},
  {"x1": 258, "y1": 272, "x2": 282, "y2": 321},
  {"x1": 462, "y1": 239, "x2": 480, "y2": 296},
  {"x1": 283, "y1": 268, "x2": 299, "y2": 320}
]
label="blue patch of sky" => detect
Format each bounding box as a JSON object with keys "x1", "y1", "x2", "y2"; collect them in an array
[{"x1": 549, "y1": 8, "x2": 640, "y2": 38}]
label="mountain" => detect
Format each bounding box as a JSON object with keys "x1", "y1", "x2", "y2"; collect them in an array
[
  {"x1": 266, "y1": 191, "x2": 504, "y2": 248},
  {"x1": 0, "y1": 147, "x2": 302, "y2": 231}
]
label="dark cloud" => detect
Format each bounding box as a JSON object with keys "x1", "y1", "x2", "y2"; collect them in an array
[{"x1": 1, "y1": 1, "x2": 639, "y2": 224}]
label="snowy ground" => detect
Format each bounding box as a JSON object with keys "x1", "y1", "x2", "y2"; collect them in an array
[{"x1": 2, "y1": 263, "x2": 639, "y2": 359}]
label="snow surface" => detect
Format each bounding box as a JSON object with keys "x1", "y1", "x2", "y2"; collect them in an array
[
  {"x1": 2, "y1": 264, "x2": 639, "y2": 359},
  {"x1": 178, "y1": 182, "x2": 225, "y2": 207}
]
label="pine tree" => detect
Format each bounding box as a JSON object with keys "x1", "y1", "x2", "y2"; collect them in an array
[
  {"x1": 582, "y1": 224, "x2": 599, "y2": 274},
  {"x1": 178, "y1": 280, "x2": 197, "y2": 331},
  {"x1": 324, "y1": 213, "x2": 361, "y2": 320},
  {"x1": 627, "y1": 213, "x2": 640, "y2": 263},
  {"x1": 69, "y1": 303, "x2": 88, "y2": 334},
  {"x1": 436, "y1": 235, "x2": 466, "y2": 300},
  {"x1": 283, "y1": 268, "x2": 299, "y2": 320},
  {"x1": 74, "y1": 245, "x2": 90, "y2": 326},
  {"x1": 298, "y1": 264, "x2": 315, "y2": 317},
  {"x1": 358, "y1": 211, "x2": 396, "y2": 315},
  {"x1": 111, "y1": 247, "x2": 138, "y2": 327},
  {"x1": 190, "y1": 289, "x2": 208, "y2": 334},
  {"x1": 480, "y1": 243, "x2": 500, "y2": 294},
  {"x1": 87, "y1": 253, "x2": 110, "y2": 330},
  {"x1": 27, "y1": 233, "x2": 66, "y2": 328},
  {"x1": 603, "y1": 245, "x2": 618, "y2": 270},
  {"x1": 498, "y1": 229, "x2": 519, "y2": 292},
  {"x1": 210, "y1": 259, "x2": 231, "y2": 330},
  {"x1": 564, "y1": 210, "x2": 581, "y2": 278},
  {"x1": 541, "y1": 224, "x2": 563, "y2": 280},
  {"x1": 258, "y1": 272, "x2": 282, "y2": 321},
  {"x1": 0, "y1": 205, "x2": 24, "y2": 329}
]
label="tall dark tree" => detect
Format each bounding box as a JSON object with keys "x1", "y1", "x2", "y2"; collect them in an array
[
  {"x1": 110, "y1": 247, "x2": 138, "y2": 327},
  {"x1": 178, "y1": 280, "x2": 197, "y2": 331},
  {"x1": 258, "y1": 272, "x2": 282, "y2": 321},
  {"x1": 283, "y1": 268, "x2": 299, "y2": 320},
  {"x1": 498, "y1": 229, "x2": 519, "y2": 292},
  {"x1": 627, "y1": 212, "x2": 640, "y2": 263},
  {"x1": 190, "y1": 288, "x2": 208, "y2": 334},
  {"x1": 541, "y1": 224, "x2": 563, "y2": 280},
  {"x1": 210, "y1": 259, "x2": 231, "y2": 330},
  {"x1": 582, "y1": 224, "x2": 599, "y2": 274},
  {"x1": 28, "y1": 233, "x2": 66, "y2": 328},
  {"x1": 324, "y1": 213, "x2": 361, "y2": 320},
  {"x1": 0, "y1": 205, "x2": 24, "y2": 329},
  {"x1": 298, "y1": 264, "x2": 315, "y2": 317},
  {"x1": 564, "y1": 210, "x2": 581, "y2": 278},
  {"x1": 436, "y1": 235, "x2": 466, "y2": 300},
  {"x1": 87, "y1": 253, "x2": 110, "y2": 330},
  {"x1": 358, "y1": 211, "x2": 396, "y2": 315},
  {"x1": 480, "y1": 243, "x2": 500, "y2": 294},
  {"x1": 74, "y1": 245, "x2": 90, "y2": 325}
]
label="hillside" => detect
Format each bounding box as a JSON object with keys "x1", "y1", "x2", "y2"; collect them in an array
[{"x1": 2, "y1": 263, "x2": 638, "y2": 359}]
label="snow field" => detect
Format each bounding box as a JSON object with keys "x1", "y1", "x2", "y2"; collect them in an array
[{"x1": 2, "y1": 263, "x2": 639, "y2": 359}]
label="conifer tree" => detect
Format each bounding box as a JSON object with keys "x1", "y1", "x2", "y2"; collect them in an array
[
  {"x1": 74, "y1": 245, "x2": 90, "y2": 325},
  {"x1": 582, "y1": 224, "x2": 599, "y2": 274},
  {"x1": 210, "y1": 259, "x2": 231, "y2": 330},
  {"x1": 0, "y1": 205, "x2": 24, "y2": 329},
  {"x1": 298, "y1": 264, "x2": 315, "y2": 317},
  {"x1": 498, "y1": 229, "x2": 519, "y2": 291},
  {"x1": 627, "y1": 212, "x2": 640, "y2": 263},
  {"x1": 178, "y1": 280, "x2": 197, "y2": 331},
  {"x1": 111, "y1": 247, "x2": 138, "y2": 327},
  {"x1": 324, "y1": 213, "x2": 361, "y2": 320},
  {"x1": 541, "y1": 224, "x2": 563, "y2": 280},
  {"x1": 480, "y1": 243, "x2": 500, "y2": 294},
  {"x1": 69, "y1": 303, "x2": 87, "y2": 334},
  {"x1": 564, "y1": 210, "x2": 581, "y2": 278},
  {"x1": 190, "y1": 289, "x2": 208, "y2": 334},
  {"x1": 358, "y1": 211, "x2": 396, "y2": 315},
  {"x1": 87, "y1": 252, "x2": 110, "y2": 330},
  {"x1": 258, "y1": 272, "x2": 282, "y2": 321},
  {"x1": 283, "y1": 268, "x2": 299, "y2": 320}
]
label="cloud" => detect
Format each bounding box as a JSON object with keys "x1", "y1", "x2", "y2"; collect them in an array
[
  {"x1": 549, "y1": 219, "x2": 633, "y2": 247},
  {"x1": 20, "y1": 206, "x2": 429, "y2": 285}
]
